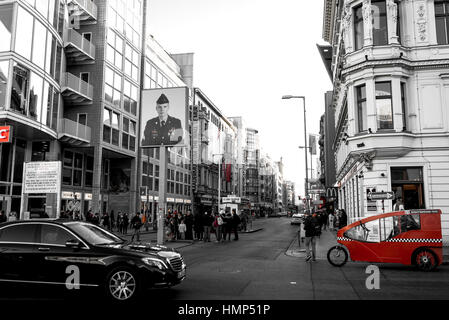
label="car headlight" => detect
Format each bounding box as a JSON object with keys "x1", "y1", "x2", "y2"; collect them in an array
[{"x1": 142, "y1": 257, "x2": 169, "y2": 270}]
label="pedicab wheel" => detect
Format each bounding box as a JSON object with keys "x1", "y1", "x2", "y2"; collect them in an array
[
  {"x1": 327, "y1": 245, "x2": 348, "y2": 267},
  {"x1": 413, "y1": 248, "x2": 438, "y2": 272}
]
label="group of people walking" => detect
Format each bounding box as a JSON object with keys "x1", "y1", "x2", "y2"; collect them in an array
[{"x1": 166, "y1": 209, "x2": 242, "y2": 243}]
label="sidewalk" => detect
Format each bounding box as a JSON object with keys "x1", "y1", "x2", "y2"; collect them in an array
[
  {"x1": 286, "y1": 228, "x2": 449, "y2": 265},
  {"x1": 112, "y1": 217, "x2": 265, "y2": 250}
]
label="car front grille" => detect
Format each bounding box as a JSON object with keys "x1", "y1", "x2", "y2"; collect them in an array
[{"x1": 168, "y1": 256, "x2": 184, "y2": 272}]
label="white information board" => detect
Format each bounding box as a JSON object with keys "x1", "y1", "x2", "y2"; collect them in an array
[{"x1": 23, "y1": 161, "x2": 62, "y2": 194}]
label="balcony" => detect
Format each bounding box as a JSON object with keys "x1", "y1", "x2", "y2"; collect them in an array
[
  {"x1": 67, "y1": 0, "x2": 97, "y2": 24},
  {"x1": 61, "y1": 73, "x2": 93, "y2": 104},
  {"x1": 58, "y1": 118, "x2": 91, "y2": 146},
  {"x1": 64, "y1": 29, "x2": 96, "y2": 63}
]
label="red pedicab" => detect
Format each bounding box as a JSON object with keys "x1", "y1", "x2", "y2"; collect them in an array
[{"x1": 327, "y1": 209, "x2": 443, "y2": 271}]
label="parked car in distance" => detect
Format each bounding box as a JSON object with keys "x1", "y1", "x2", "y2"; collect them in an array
[
  {"x1": 0, "y1": 219, "x2": 186, "y2": 302},
  {"x1": 291, "y1": 213, "x2": 304, "y2": 225}
]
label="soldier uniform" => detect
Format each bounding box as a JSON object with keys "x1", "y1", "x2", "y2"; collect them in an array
[{"x1": 142, "y1": 93, "x2": 183, "y2": 146}]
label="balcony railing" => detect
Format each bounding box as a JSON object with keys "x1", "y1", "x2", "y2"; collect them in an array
[
  {"x1": 61, "y1": 72, "x2": 93, "y2": 104},
  {"x1": 67, "y1": 0, "x2": 97, "y2": 23},
  {"x1": 64, "y1": 28, "x2": 96, "y2": 62},
  {"x1": 58, "y1": 118, "x2": 91, "y2": 145}
]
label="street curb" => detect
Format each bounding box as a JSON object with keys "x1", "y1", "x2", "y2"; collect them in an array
[{"x1": 242, "y1": 228, "x2": 264, "y2": 234}]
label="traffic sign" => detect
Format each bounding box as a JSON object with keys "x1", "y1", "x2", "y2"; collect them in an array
[{"x1": 367, "y1": 191, "x2": 395, "y2": 201}]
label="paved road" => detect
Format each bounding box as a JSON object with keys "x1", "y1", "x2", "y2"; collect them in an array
[
  {"x1": 141, "y1": 217, "x2": 449, "y2": 300},
  {"x1": 1, "y1": 217, "x2": 449, "y2": 301}
]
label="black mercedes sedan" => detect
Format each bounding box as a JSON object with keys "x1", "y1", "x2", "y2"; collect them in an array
[{"x1": 0, "y1": 219, "x2": 186, "y2": 301}]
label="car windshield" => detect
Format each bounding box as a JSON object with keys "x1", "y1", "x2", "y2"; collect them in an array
[{"x1": 64, "y1": 222, "x2": 125, "y2": 245}]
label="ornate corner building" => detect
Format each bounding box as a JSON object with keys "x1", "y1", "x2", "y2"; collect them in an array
[{"x1": 322, "y1": 0, "x2": 449, "y2": 243}]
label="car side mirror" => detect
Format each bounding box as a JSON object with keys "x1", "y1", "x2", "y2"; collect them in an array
[{"x1": 65, "y1": 239, "x2": 82, "y2": 249}]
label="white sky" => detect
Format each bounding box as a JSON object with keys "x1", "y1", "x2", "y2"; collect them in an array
[{"x1": 147, "y1": 0, "x2": 333, "y2": 197}]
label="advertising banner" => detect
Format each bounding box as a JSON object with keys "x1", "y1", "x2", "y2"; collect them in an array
[
  {"x1": 141, "y1": 87, "x2": 189, "y2": 147},
  {"x1": 23, "y1": 161, "x2": 61, "y2": 194},
  {"x1": 0, "y1": 126, "x2": 11, "y2": 143}
]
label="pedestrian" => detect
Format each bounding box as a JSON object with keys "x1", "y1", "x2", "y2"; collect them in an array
[
  {"x1": 184, "y1": 211, "x2": 194, "y2": 240},
  {"x1": 231, "y1": 209, "x2": 240, "y2": 241},
  {"x1": 303, "y1": 211, "x2": 320, "y2": 262},
  {"x1": 393, "y1": 198, "x2": 405, "y2": 211},
  {"x1": 194, "y1": 212, "x2": 204, "y2": 241},
  {"x1": 123, "y1": 212, "x2": 129, "y2": 234},
  {"x1": 214, "y1": 211, "x2": 224, "y2": 242},
  {"x1": 178, "y1": 219, "x2": 186, "y2": 240},
  {"x1": 110, "y1": 210, "x2": 115, "y2": 231},
  {"x1": 223, "y1": 212, "x2": 233, "y2": 241},
  {"x1": 339, "y1": 209, "x2": 347, "y2": 229},
  {"x1": 130, "y1": 213, "x2": 142, "y2": 242},
  {"x1": 117, "y1": 212, "x2": 124, "y2": 234},
  {"x1": 328, "y1": 212, "x2": 335, "y2": 231},
  {"x1": 203, "y1": 212, "x2": 213, "y2": 242}
]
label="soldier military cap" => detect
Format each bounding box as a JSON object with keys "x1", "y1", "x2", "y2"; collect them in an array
[{"x1": 156, "y1": 93, "x2": 169, "y2": 104}]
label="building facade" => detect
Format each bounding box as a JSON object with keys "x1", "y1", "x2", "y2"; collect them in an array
[
  {"x1": 323, "y1": 0, "x2": 449, "y2": 240},
  {"x1": 191, "y1": 88, "x2": 236, "y2": 215}
]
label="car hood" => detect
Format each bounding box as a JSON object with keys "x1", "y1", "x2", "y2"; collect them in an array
[{"x1": 97, "y1": 241, "x2": 180, "y2": 259}]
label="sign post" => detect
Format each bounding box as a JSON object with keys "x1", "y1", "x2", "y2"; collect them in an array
[{"x1": 367, "y1": 191, "x2": 395, "y2": 201}]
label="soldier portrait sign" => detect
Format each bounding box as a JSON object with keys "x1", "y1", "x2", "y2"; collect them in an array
[{"x1": 141, "y1": 87, "x2": 189, "y2": 147}]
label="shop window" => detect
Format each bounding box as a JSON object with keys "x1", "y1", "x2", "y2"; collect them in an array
[{"x1": 391, "y1": 167, "x2": 425, "y2": 210}]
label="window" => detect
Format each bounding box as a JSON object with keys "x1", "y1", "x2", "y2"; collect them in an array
[
  {"x1": 354, "y1": 5, "x2": 364, "y2": 50},
  {"x1": 122, "y1": 117, "x2": 136, "y2": 151},
  {"x1": 0, "y1": 4, "x2": 13, "y2": 52},
  {"x1": 63, "y1": 150, "x2": 84, "y2": 186},
  {"x1": 356, "y1": 84, "x2": 367, "y2": 132},
  {"x1": 106, "y1": 29, "x2": 123, "y2": 70},
  {"x1": 104, "y1": 67, "x2": 121, "y2": 107},
  {"x1": 435, "y1": 1, "x2": 449, "y2": 44},
  {"x1": 379, "y1": 216, "x2": 400, "y2": 241},
  {"x1": 10, "y1": 63, "x2": 29, "y2": 115},
  {"x1": 375, "y1": 82, "x2": 393, "y2": 130},
  {"x1": 0, "y1": 224, "x2": 38, "y2": 243},
  {"x1": 32, "y1": 20, "x2": 47, "y2": 70},
  {"x1": 401, "y1": 82, "x2": 407, "y2": 131},
  {"x1": 15, "y1": 7, "x2": 33, "y2": 60},
  {"x1": 372, "y1": 0, "x2": 388, "y2": 46},
  {"x1": 85, "y1": 156, "x2": 94, "y2": 187},
  {"x1": 40, "y1": 225, "x2": 74, "y2": 246},
  {"x1": 0, "y1": 61, "x2": 9, "y2": 110}
]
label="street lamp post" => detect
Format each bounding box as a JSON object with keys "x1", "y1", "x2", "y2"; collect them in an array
[{"x1": 282, "y1": 95, "x2": 309, "y2": 211}]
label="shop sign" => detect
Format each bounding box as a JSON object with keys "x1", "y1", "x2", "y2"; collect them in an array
[
  {"x1": 62, "y1": 192, "x2": 74, "y2": 199},
  {"x1": 222, "y1": 196, "x2": 241, "y2": 204},
  {"x1": 167, "y1": 197, "x2": 175, "y2": 203},
  {"x1": 0, "y1": 126, "x2": 11, "y2": 143},
  {"x1": 175, "y1": 198, "x2": 184, "y2": 203},
  {"x1": 23, "y1": 161, "x2": 61, "y2": 194},
  {"x1": 184, "y1": 199, "x2": 191, "y2": 204},
  {"x1": 84, "y1": 193, "x2": 92, "y2": 201}
]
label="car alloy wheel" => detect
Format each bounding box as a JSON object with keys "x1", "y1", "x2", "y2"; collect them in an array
[{"x1": 108, "y1": 269, "x2": 137, "y2": 301}]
